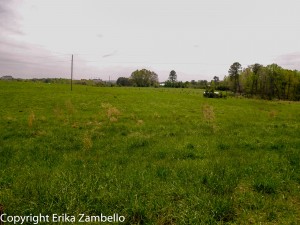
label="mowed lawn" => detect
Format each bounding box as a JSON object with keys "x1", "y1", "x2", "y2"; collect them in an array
[{"x1": 0, "y1": 81, "x2": 300, "y2": 224}]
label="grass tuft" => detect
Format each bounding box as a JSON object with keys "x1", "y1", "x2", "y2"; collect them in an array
[
  {"x1": 202, "y1": 104, "x2": 215, "y2": 122},
  {"x1": 28, "y1": 111, "x2": 35, "y2": 128},
  {"x1": 253, "y1": 178, "x2": 278, "y2": 194},
  {"x1": 210, "y1": 198, "x2": 235, "y2": 222},
  {"x1": 83, "y1": 132, "x2": 93, "y2": 150}
]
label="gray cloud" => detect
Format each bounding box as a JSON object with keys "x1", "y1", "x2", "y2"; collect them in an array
[
  {"x1": 0, "y1": 38, "x2": 29, "y2": 50},
  {"x1": 0, "y1": 50, "x2": 70, "y2": 78},
  {"x1": 275, "y1": 52, "x2": 300, "y2": 70},
  {"x1": 0, "y1": 36, "x2": 71, "y2": 78},
  {"x1": 0, "y1": 1, "x2": 59, "y2": 77},
  {"x1": 0, "y1": 0, "x2": 23, "y2": 35}
]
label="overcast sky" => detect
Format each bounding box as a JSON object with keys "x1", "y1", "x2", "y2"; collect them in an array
[{"x1": 1, "y1": 0, "x2": 300, "y2": 81}]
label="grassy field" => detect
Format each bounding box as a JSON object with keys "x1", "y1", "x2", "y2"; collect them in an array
[{"x1": 0, "y1": 81, "x2": 300, "y2": 224}]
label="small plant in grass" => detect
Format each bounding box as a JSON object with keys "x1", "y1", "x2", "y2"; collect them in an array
[
  {"x1": 202, "y1": 164, "x2": 239, "y2": 195},
  {"x1": 126, "y1": 208, "x2": 148, "y2": 225},
  {"x1": 267, "y1": 211, "x2": 277, "y2": 222},
  {"x1": 128, "y1": 138, "x2": 149, "y2": 150},
  {"x1": 186, "y1": 143, "x2": 195, "y2": 150},
  {"x1": 217, "y1": 142, "x2": 230, "y2": 151},
  {"x1": 253, "y1": 177, "x2": 278, "y2": 194},
  {"x1": 182, "y1": 151, "x2": 198, "y2": 160},
  {"x1": 210, "y1": 198, "x2": 235, "y2": 222},
  {"x1": 156, "y1": 166, "x2": 171, "y2": 180}
]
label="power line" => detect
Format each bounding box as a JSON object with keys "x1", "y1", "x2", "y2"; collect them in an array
[
  {"x1": 81, "y1": 60, "x2": 229, "y2": 65},
  {"x1": 0, "y1": 59, "x2": 69, "y2": 65}
]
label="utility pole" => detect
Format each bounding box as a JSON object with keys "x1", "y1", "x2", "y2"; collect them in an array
[{"x1": 71, "y1": 54, "x2": 73, "y2": 91}]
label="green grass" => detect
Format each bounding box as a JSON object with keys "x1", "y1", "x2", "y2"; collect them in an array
[{"x1": 0, "y1": 81, "x2": 300, "y2": 224}]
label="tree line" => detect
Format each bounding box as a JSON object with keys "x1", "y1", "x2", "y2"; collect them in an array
[
  {"x1": 114, "y1": 64, "x2": 300, "y2": 101},
  {"x1": 224, "y1": 62, "x2": 300, "y2": 101},
  {"x1": 117, "y1": 69, "x2": 214, "y2": 89}
]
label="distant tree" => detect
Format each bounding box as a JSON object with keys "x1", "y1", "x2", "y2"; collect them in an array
[
  {"x1": 151, "y1": 72, "x2": 159, "y2": 86},
  {"x1": 169, "y1": 70, "x2": 177, "y2": 83},
  {"x1": 130, "y1": 69, "x2": 159, "y2": 87},
  {"x1": 251, "y1": 63, "x2": 263, "y2": 95},
  {"x1": 228, "y1": 62, "x2": 242, "y2": 93},
  {"x1": 116, "y1": 77, "x2": 132, "y2": 86},
  {"x1": 266, "y1": 64, "x2": 284, "y2": 99},
  {"x1": 213, "y1": 76, "x2": 219, "y2": 89},
  {"x1": 164, "y1": 80, "x2": 172, "y2": 87},
  {"x1": 198, "y1": 80, "x2": 208, "y2": 89},
  {"x1": 176, "y1": 81, "x2": 185, "y2": 88},
  {"x1": 239, "y1": 67, "x2": 253, "y2": 96},
  {"x1": 213, "y1": 76, "x2": 219, "y2": 84}
]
